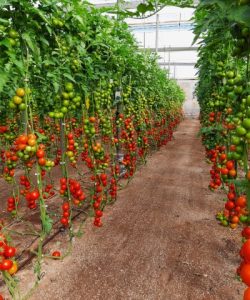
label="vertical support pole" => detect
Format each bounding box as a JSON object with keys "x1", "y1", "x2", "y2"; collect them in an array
[
  {"x1": 143, "y1": 19, "x2": 146, "y2": 50},
  {"x1": 155, "y1": 14, "x2": 159, "y2": 53}
]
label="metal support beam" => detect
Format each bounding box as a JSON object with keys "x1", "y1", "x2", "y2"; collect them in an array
[
  {"x1": 159, "y1": 62, "x2": 196, "y2": 66},
  {"x1": 141, "y1": 46, "x2": 198, "y2": 52},
  {"x1": 93, "y1": 0, "x2": 142, "y2": 8}
]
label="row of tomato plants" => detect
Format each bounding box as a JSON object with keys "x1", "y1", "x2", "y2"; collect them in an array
[
  {"x1": 0, "y1": 1, "x2": 185, "y2": 299},
  {"x1": 194, "y1": 1, "x2": 250, "y2": 299}
]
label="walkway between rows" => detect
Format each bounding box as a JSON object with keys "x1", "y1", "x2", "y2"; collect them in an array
[{"x1": 29, "y1": 119, "x2": 242, "y2": 300}]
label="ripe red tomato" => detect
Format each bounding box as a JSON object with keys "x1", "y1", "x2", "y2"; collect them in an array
[
  {"x1": 4, "y1": 246, "x2": 16, "y2": 258},
  {"x1": 73, "y1": 182, "x2": 81, "y2": 190},
  {"x1": 226, "y1": 160, "x2": 234, "y2": 170},
  {"x1": 241, "y1": 263, "x2": 250, "y2": 286},
  {"x1": 220, "y1": 153, "x2": 227, "y2": 161},
  {"x1": 235, "y1": 206, "x2": 241, "y2": 213},
  {"x1": 17, "y1": 135, "x2": 28, "y2": 144},
  {"x1": 241, "y1": 241, "x2": 250, "y2": 263},
  {"x1": 95, "y1": 210, "x2": 103, "y2": 218},
  {"x1": 93, "y1": 202, "x2": 100, "y2": 209},
  {"x1": 100, "y1": 174, "x2": 107, "y2": 181},
  {"x1": 225, "y1": 201, "x2": 235, "y2": 210},
  {"x1": 60, "y1": 178, "x2": 67, "y2": 185},
  {"x1": 67, "y1": 133, "x2": 74, "y2": 139},
  {"x1": 63, "y1": 211, "x2": 70, "y2": 218},
  {"x1": 0, "y1": 294, "x2": 4, "y2": 300},
  {"x1": 227, "y1": 192, "x2": 235, "y2": 201},
  {"x1": 244, "y1": 287, "x2": 250, "y2": 300},
  {"x1": 52, "y1": 251, "x2": 61, "y2": 258},
  {"x1": 60, "y1": 217, "x2": 69, "y2": 226},
  {"x1": 221, "y1": 168, "x2": 228, "y2": 175},
  {"x1": 0, "y1": 259, "x2": 13, "y2": 270},
  {"x1": 242, "y1": 227, "x2": 250, "y2": 239},
  {"x1": 236, "y1": 196, "x2": 247, "y2": 208},
  {"x1": 36, "y1": 149, "x2": 45, "y2": 158},
  {"x1": 62, "y1": 202, "x2": 70, "y2": 211},
  {"x1": 30, "y1": 190, "x2": 39, "y2": 201},
  {"x1": 38, "y1": 157, "x2": 46, "y2": 166}
]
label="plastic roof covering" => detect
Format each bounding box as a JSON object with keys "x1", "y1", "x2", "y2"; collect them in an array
[{"x1": 88, "y1": 1, "x2": 197, "y2": 79}]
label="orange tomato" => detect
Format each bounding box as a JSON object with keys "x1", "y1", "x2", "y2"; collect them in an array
[
  {"x1": 73, "y1": 199, "x2": 80, "y2": 205},
  {"x1": 89, "y1": 116, "x2": 96, "y2": 123},
  {"x1": 28, "y1": 133, "x2": 36, "y2": 140},
  {"x1": 8, "y1": 261, "x2": 18, "y2": 275},
  {"x1": 228, "y1": 169, "x2": 236, "y2": 177},
  {"x1": 231, "y1": 216, "x2": 239, "y2": 224},
  {"x1": 247, "y1": 171, "x2": 250, "y2": 181},
  {"x1": 96, "y1": 142, "x2": 101, "y2": 149},
  {"x1": 230, "y1": 223, "x2": 237, "y2": 229},
  {"x1": 18, "y1": 143, "x2": 27, "y2": 150},
  {"x1": 27, "y1": 138, "x2": 36, "y2": 146}
]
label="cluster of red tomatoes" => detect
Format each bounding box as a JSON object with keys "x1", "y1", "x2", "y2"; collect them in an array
[
  {"x1": 207, "y1": 146, "x2": 238, "y2": 188},
  {"x1": 0, "y1": 233, "x2": 17, "y2": 275},
  {"x1": 237, "y1": 234, "x2": 250, "y2": 299},
  {"x1": 207, "y1": 146, "x2": 225, "y2": 189},
  {"x1": 66, "y1": 133, "x2": 77, "y2": 166},
  {"x1": 223, "y1": 189, "x2": 247, "y2": 228},
  {"x1": 61, "y1": 202, "x2": 70, "y2": 227},
  {"x1": 208, "y1": 111, "x2": 222, "y2": 123},
  {"x1": 6, "y1": 196, "x2": 19, "y2": 213}
]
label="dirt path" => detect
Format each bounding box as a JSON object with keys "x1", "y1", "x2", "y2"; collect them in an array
[{"x1": 25, "y1": 119, "x2": 243, "y2": 300}]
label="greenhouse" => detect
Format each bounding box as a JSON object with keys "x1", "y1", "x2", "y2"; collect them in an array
[{"x1": 0, "y1": 0, "x2": 249, "y2": 299}]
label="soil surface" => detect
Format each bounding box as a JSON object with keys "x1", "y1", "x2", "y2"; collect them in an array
[{"x1": 5, "y1": 119, "x2": 245, "y2": 299}]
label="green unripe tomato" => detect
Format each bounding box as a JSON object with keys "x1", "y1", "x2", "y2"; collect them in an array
[
  {"x1": 63, "y1": 100, "x2": 69, "y2": 107},
  {"x1": 236, "y1": 126, "x2": 247, "y2": 136},
  {"x1": 242, "y1": 118, "x2": 250, "y2": 129},
  {"x1": 9, "y1": 101, "x2": 16, "y2": 109},
  {"x1": 61, "y1": 107, "x2": 68, "y2": 113},
  {"x1": 65, "y1": 82, "x2": 74, "y2": 92},
  {"x1": 19, "y1": 103, "x2": 26, "y2": 110}
]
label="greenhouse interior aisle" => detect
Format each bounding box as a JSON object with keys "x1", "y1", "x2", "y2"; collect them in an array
[{"x1": 21, "y1": 119, "x2": 242, "y2": 300}]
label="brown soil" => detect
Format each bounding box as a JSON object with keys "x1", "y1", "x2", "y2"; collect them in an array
[{"x1": 2, "y1": 118, "x2": 245, "y2": 300}]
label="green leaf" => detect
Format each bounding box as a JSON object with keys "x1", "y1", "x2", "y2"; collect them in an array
[
  {"x1": 53, "y1": 81, "x2": 59, "y2": 93},
  {"x1": 22, "y1": 32, "x2": 36, "y2": 53},
  {"x1": 228, "y1": 5, "x2": 250, "y2": 27},
  {"x1": 63, "y1": 73, "x2": 76, "y2": 83},
  {"x1": 0, "y1": 18, "x2": 9, "y2": 24},
  {"x1": 0, "y1": 71, "x2": 8, "y2": 92},
  {"x1": 199, "y1": 0, "x2": 233, "y2": 10},
  {"x1": 0, "y1": 0, "x2": 9, "y2": 8},
  {"x1": 137, "y1": 3, "x2": 149, "y2": 14},
  {"x1": 35, "y1": 131, "x2": 48, "y2": 143}
]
